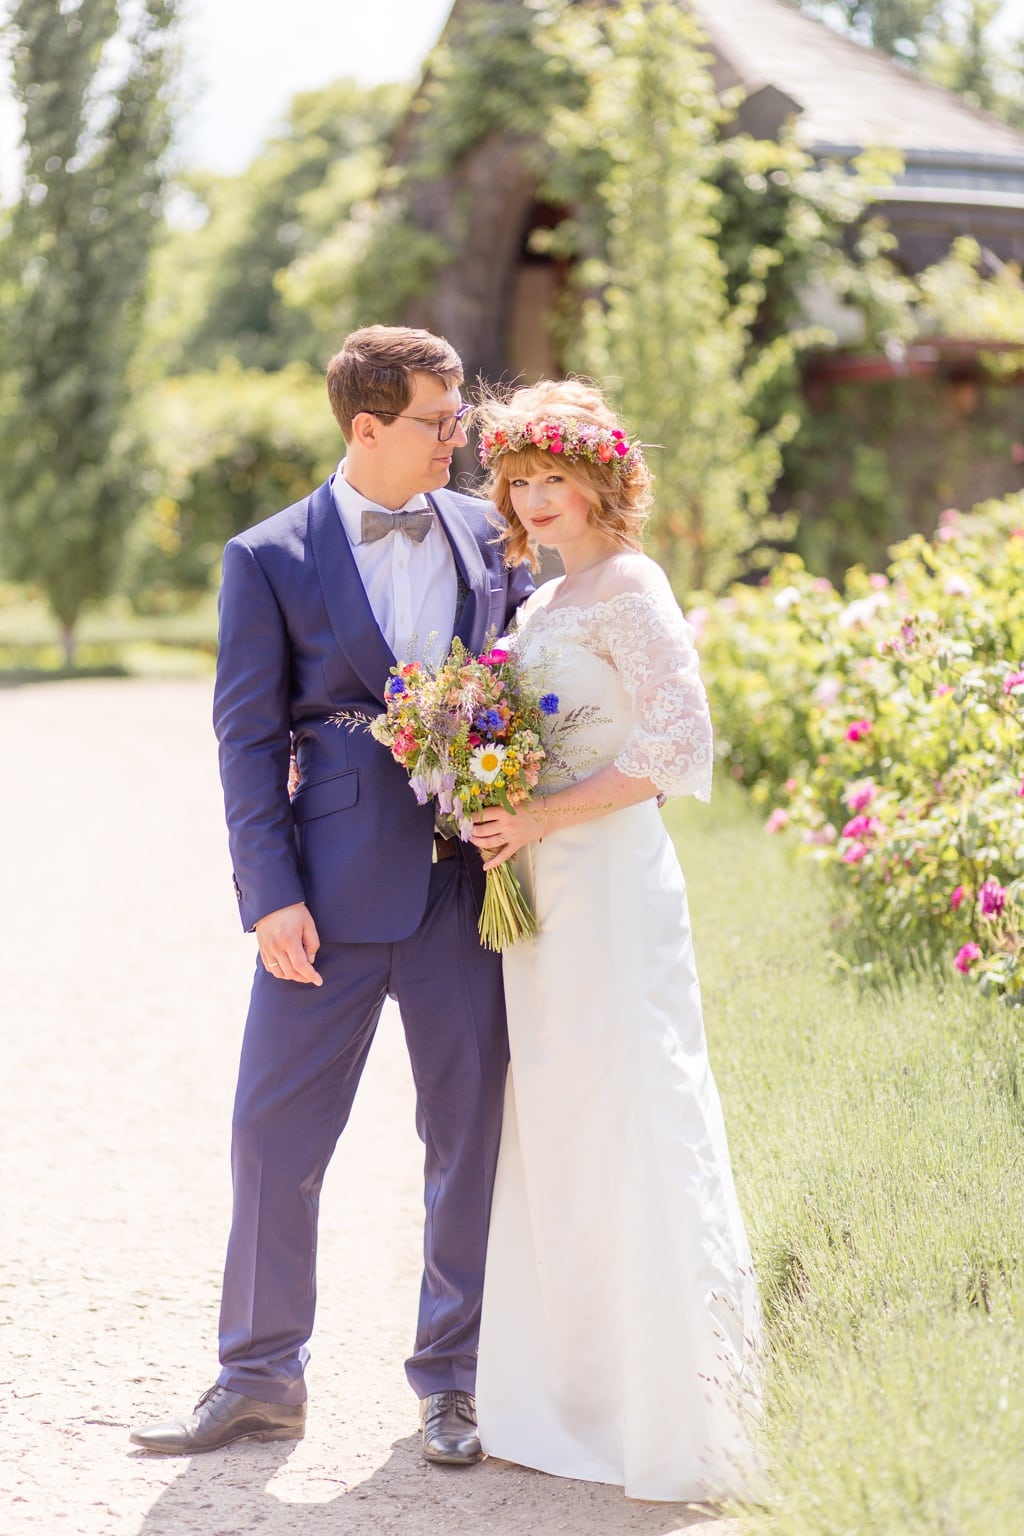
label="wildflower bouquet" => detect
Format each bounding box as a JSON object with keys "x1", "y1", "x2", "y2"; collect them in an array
[{"x1": 369, "y1": 638, "x2": 559, "y2": 951}]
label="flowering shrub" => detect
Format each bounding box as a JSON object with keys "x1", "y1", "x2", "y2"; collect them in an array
[{"x1": 697, "y1": 493, "x2": 1024, "y2": 997}]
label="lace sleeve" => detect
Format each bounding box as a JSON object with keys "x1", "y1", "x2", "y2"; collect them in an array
[{"x1": 599, "y1": 588, "x2": 713, "y2": 802}]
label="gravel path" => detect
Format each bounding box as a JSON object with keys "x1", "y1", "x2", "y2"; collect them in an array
[{"x1": 1, "y1": 677, "x2": 742, "y2": 1536}]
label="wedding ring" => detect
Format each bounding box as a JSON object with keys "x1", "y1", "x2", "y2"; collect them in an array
[{"x1": 268, "y1": 960, "x2": 282, "y2": 970}]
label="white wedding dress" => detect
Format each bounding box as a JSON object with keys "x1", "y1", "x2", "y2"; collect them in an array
[{"x1": 476, "y1": 581, "x2": 762, "y2": 1503}]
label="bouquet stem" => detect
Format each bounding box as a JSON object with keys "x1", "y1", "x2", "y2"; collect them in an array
[{"x1": 478, "y1": 860, "x2": 537, "y2": 951}]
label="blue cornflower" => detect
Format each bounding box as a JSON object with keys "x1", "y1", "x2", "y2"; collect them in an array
[
  {"x1": 387, "y1": 676, "x2": 407, "y2": 698},
  {"x1": 539, "y1": 693, "x2": 560, "y2": 715},
  {"x1": 475, "y1": 708, "x2": 503, "y2": 732}
]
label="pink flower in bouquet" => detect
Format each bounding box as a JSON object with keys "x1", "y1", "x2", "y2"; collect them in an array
[
  {"x1": 842, "y1": 814, "x2": 882, "y2": 840},
  {"x1": 954, "y1": 943, "x2": 982, "y2": 973},
  {"x1": 479, "y1": 648, "x2": 509, "y2": 666},
  {"x1": 979, "y1": 879, "x2": 1007, "y2": 918},
  {"x1": 764, "y1": 808, "x2": 790, "y2": 834},
  {"x1": 844, "y1": 779, "x2": 878, "y2": 811},
  {"x1": 845, "y1": 719, "x2": 872, "y2": 743},
  {"x1": 843, "y1": 841, "x2": 868, "y2": 864},
  {"x1": 950, "y1": 885, "x2": 967, "y2": 911}
]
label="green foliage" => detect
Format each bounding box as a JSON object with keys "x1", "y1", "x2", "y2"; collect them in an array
[
  {"x1": 143, "y1": 78, "x2": 406, "y2": 374},
  {"x1": 569, "y1": 1, "x2": 804, "y2": 595},
  {"x1": 0, "y1": 0, "x2": 177, "y2": 659},
  {"x1": 697, "y1": 493, "x2": 1024, "y2": 998},
  {"x1": 670, "y1": 782, "x2": 1024, "y2": 1535},
  {"x1": 126, "y1": 361, "x2": 339, "y2": 602},
  {"x1": 280, "y1": 0, "x2": 596, "y2": 339}
]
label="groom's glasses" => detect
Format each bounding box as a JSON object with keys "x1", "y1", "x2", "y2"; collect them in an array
[{"x1": 372, "y1": 403, "x2": 474, "y2": 443}]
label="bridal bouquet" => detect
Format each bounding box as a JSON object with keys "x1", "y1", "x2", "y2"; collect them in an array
[{"x1": 369, "y1": 638, "x2": 558, "y2": 951}]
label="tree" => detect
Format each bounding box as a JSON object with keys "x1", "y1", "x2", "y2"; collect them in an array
[
  {"x1": 145, "y1": 79, "x2": 406, "y2": 375},
  {"x1": 0, "y1": 0, "x2": 177, "y2": 662},
  {"x1": 569, "y1": 1, "x2": 804, "y2": 595}
]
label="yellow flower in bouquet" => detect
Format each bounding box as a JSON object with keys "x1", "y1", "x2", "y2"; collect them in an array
[{"x1": 368, "y1": 638, "x2": 558, "y2": 950}]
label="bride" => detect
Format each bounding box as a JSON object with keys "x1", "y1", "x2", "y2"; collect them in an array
[{"x1": 469, "y1": 379, "x2": 762, "y2": 1503}]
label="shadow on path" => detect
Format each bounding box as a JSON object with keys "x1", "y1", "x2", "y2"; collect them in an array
[{"x1": 133, "y1": 1437, "x2": 724, "y2": 1536}]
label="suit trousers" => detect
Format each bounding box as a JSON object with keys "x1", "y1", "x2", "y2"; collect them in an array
[{"x1": 216, "y1": 849, "x2": 508, "y2": 1405}]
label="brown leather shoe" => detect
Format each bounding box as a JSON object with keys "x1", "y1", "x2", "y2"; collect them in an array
[
  {"x1": 129, "y1": 1385, "x2": 306, "y2": 1455},
  {"x1": 420, "y1": 1389, "x2": 483, "y2": 1466}
]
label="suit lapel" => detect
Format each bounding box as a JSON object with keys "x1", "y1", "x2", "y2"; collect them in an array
[
  {"x1": 429, "y1": 491, "x2": 489, "y2": 652},
  {"x1": 308, "y1": 479, "x2": 396, "y2": 703}
]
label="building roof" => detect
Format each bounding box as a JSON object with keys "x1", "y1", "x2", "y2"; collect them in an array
[{"x1": 693, "y1": 0, "x2": 1024, "y2": 165}]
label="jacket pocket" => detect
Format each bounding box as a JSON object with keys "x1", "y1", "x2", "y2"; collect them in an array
[{"x1": 291, "y1": 769, "x2": 359, "y2": 824}]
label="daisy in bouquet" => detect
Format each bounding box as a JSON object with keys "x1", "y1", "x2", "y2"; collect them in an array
[{"x1": 369, "y1": 638, "x2": 560, "y2": 950}]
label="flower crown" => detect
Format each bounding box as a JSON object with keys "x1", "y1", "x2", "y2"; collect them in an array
[{"x1": 477, "y1": 416, "x2": 644, "y2": 475}]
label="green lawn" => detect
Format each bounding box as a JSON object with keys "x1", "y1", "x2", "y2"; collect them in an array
[
  {"x1": 0, "y1": 590, "x2": 218, "y2": 677},
  {"x1": 667, "y1": 785, "x2": 1024, "y2": 1535}
]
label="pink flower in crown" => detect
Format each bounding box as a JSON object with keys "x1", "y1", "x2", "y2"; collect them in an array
[
  {"x1": 550, "y1": 437, "x2": 564, "y2": 454},
  {"x1": 598, "y1": 442, "x2": 615, "y2": 462},
  {"x1": 979, "y1": 879, "x2": 1007, "y2": 918},
  {"x1": 845, "y1": 719, "x2": 872, "y2": 743},
  {"x1": 614, "y1": 440, "x2": 630, "y2": 457},
  {"x1": 950, "y1": 885, "x2": 967, "y2": 911},
  {"x1": 954, "y1": 942, "x2": 982, "y2": 973},
  {"x1": 843, "y1": 841, "x2": 868, "y2": 864},
  {"x1": 844, "y1": 778, "x2": 878, "y2": 812},
  {"x1": 530, "y1": 422, "x2": 548, "y2": 445}
]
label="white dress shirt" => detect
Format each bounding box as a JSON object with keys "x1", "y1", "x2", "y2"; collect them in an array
[{"x1": 332, "y1": 461, "x2": 458, "y2": 663}]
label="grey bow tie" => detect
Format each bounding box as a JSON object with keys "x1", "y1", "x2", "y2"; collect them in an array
[{"x1": 361, "y1": 507, "x2": 434, "y2": 544}]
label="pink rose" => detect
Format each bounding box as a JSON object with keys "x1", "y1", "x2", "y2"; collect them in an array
[
  {"x1": 845, "y1": 719, "x2": 872, "y2": 743},
  {"x1": 950, "y1": 885, "x2": 966, "y2": 911},
  {"x1": 764, "y1": 808, "x2": 790, "y2": 834},
  {"x1": 844, "y1": 779, "x2": 878, "y2": 811},
  {"x1": 842, "y1": 814, "x2": 881, "y2": 840},
  {"x1": 843, "y1": 841, "x2": 868, "y2": 864},
  {"x1": 478, "y1": 648, "x2": 509, "y2": 665},
  {"x1": 954, "y1": 943, "x2": 982, "y2": 973},
  {"x1": 979, "y1": 879, "x2": 1007, "y2": 918}
]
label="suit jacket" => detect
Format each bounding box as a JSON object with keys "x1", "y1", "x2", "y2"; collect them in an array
[{"x1": 213, "y1": 478, "x2": 535, "y2": 943}]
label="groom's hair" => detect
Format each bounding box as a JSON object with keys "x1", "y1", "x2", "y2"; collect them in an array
[{"x1": 327, "y1": 326, "x2": 464, "y2": 439}]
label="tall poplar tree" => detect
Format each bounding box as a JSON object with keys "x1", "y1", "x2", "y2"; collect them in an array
[{"x1": 0, "y1": 0, "x2": 177, "y2": 662}]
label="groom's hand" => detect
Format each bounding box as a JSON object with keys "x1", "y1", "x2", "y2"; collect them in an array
[{"x1": 256, "y1": 902, "x2": 323, "y2": 986}]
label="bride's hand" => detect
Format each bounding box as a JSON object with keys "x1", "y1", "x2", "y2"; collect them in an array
[{"x1": 470, "y1": 803, "x2": 547, "y2": 870}]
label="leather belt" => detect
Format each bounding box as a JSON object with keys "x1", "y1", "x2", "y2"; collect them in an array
[{"x1": 434, "y1": 833, "x2": 460, "y2": 862}]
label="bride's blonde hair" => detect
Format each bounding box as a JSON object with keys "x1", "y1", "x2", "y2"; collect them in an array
[{"x1": 475, "y1": 379, "x2": 652, "y2": 571}]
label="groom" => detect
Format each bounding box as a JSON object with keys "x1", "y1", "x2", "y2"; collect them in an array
[{"x1": 131, "y1": 326, "x2": 532, "y2": 1464}]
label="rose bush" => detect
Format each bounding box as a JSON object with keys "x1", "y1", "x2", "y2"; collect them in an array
[{"x1": 697, "y1": 493, "x2": 1024, "y2": 998}]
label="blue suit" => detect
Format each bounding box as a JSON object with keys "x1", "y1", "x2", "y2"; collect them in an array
[{"x1": 212, "y1": 478, "x2": 533, "y2": 1404}]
